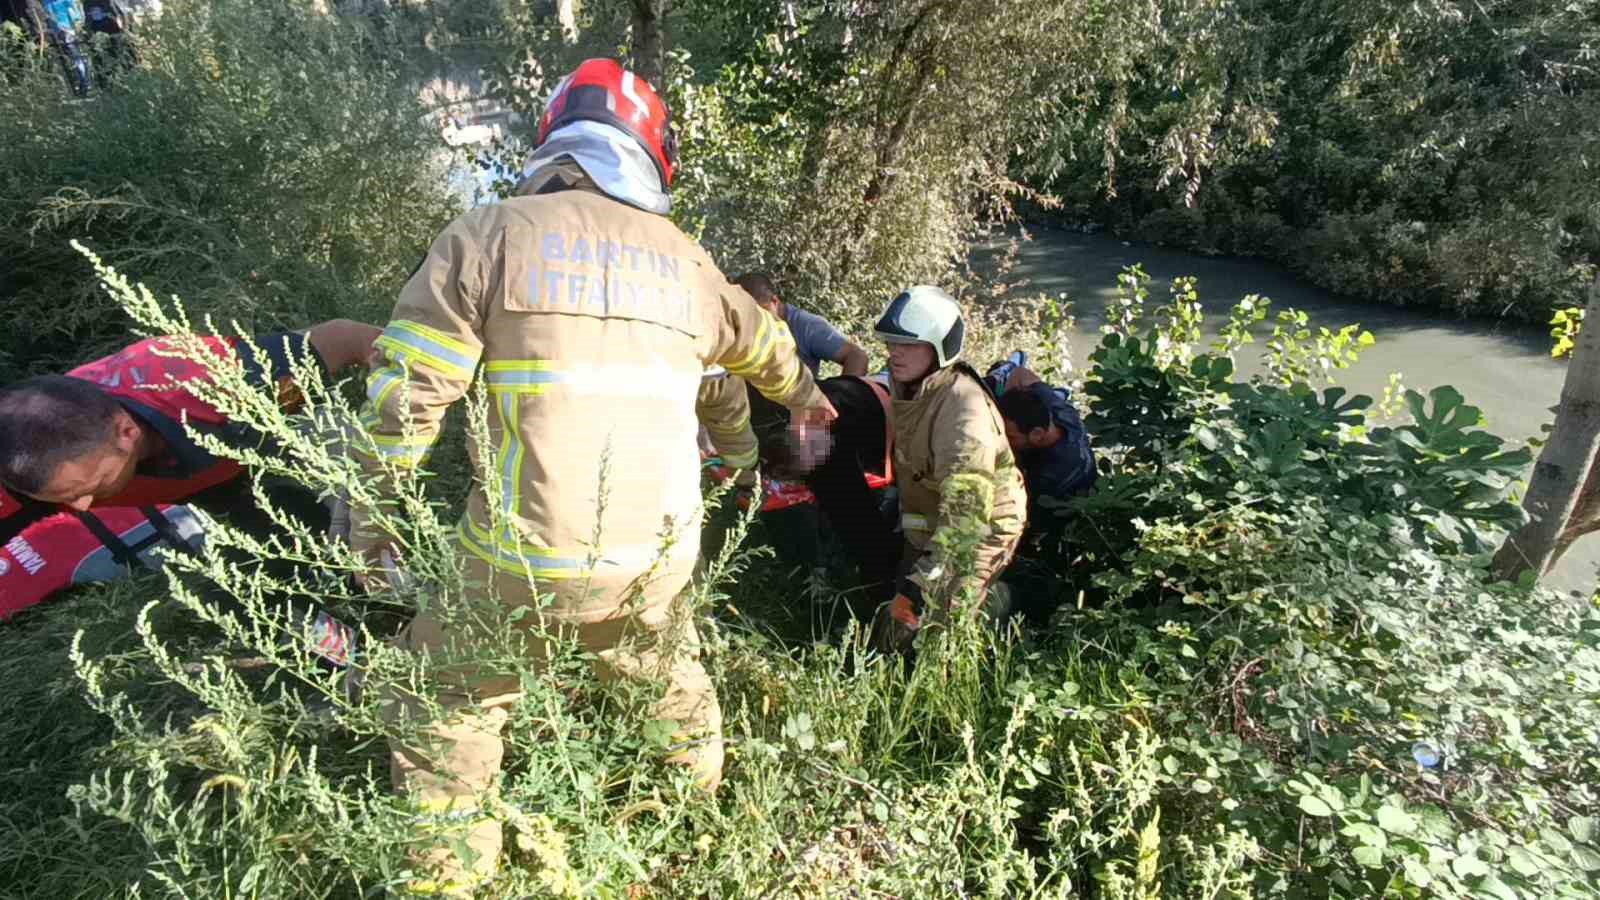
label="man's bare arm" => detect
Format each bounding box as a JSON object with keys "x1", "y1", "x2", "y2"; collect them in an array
[
  {"x1": 305, "y1": 319, "x2": 383, "y2": 373},
  {"x1": 834, "y1": 340, "x2": 870, "y2": 377}
]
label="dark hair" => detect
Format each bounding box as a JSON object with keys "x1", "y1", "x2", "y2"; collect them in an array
[
  {"x1": 997, "y1": 387, "x2": 1051, "y2": 433},
  {"x1": 733, "y1": 272, "x2": 780, "y2": 303},
  {"x1": 0, "y1": 376, "x2": 123, "y2": 495}
]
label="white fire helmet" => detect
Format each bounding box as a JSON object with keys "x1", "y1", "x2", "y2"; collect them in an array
[{"x1": 873, "y1": 285, "x2": 964, "y2": 368}]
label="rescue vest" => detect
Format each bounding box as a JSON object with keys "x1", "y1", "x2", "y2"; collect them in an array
[
  {"x1": 0, "y1": 504, "x2": 204, "y2": 621},
  {"x1": 66, "y1": 335, "x2": 254, "y2": 507}
]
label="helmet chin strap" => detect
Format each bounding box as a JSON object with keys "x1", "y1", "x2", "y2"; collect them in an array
[{"x1": 521, "y1": 121, "x2": 673, "y2": 215}]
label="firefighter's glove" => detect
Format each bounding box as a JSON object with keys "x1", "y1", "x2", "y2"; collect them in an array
[
  {"x1": 347, "y1": 506, "x2": 404, "y2": 593},
  {"x1": 872, "y1": 583, "x2": 924, "y2": 655}
]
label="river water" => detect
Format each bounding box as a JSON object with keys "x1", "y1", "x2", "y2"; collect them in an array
[{"x1": 977, "y1": 225, "x2": 1594, "y2": 597}]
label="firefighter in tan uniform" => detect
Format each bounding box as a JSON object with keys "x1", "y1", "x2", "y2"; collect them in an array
[
  {"x1": 697, "y1": 364, "x2": 759, "y2": 490},
  {"x1": 349, "y1": 60, "x2": 834, "y2": 896},
  {"x1": 869, "y1": 286, "x2": 1028, "y2": 652}
]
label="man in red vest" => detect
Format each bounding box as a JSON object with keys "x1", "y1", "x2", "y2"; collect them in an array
[{"x1": 0, "y1": 320, "x2": 379, "y2": 637}]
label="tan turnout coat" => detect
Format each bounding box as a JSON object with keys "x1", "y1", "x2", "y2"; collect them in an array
[
  {"x1": 697, "y1": 367, "x2": 759, "y2": 478},
  {"x1": 891, "y1": 363, "x2": 1027, "y2": 610},
  {"x1": 354, "y1": 167, "x2": 821, "y2": 621},
  {"x1": 351, "y1": 164, "x2": 822, "y2": 896}
]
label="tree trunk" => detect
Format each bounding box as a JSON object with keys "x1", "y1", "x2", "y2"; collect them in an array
[
  {"x1": 1494, "y1": 277, "x2": 1600, "y2": 582},
  {"x1": 838, "y1": 1, "x2": 949, "y2": 279},
  {"x1": 555, "y1": 0, "x2": 580, "y2": 43},
  {"x1": 859, "y1": 48, "x2": 937, "y2": 205},
  {"x1": 1547, "y1": 449, "x2": 1600, "y2": 569},
  {"x1": 630, "y1": 0, "x2": 668, "y2": 88}
]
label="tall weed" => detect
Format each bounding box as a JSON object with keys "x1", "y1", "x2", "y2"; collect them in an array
[{"x1": 0, "y1": 0, "x2": 457, "y2": 382}]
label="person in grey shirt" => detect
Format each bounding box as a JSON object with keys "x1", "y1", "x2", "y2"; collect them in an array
[
  {"x1": 731, "y1": 272, "x2": 867, "y2": 478},
  {"x1": 735, "y1": 272, "x2": 868, "y2": 377}
]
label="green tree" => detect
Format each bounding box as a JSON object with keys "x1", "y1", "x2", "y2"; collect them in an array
[
  {"x1": 472, "y1": 0, "x2": 1271, "y2": 318},
  {"x1": 1044, "y1": 0, "x2": 1600, "y2": 320}
]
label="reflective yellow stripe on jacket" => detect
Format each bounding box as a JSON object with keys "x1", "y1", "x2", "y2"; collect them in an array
[
  {"x1": 463, "y1": 358, "x2": 703, "y2": 581},
  {"x1": 703, "y1": 411, "x2": 755, "y2": 468},
  {"x1": 356, "y1": 368, "x2": 437, "y2": 465},
  {"x1": 483, "y1": 360, "x2": 700, "y2": 399},
  {"x1": 375, "y1": 320, "x2": 481, "y2": 380},
  {"x1": 457, "y1": 518, "x2": 695, "y2": 580},
  {"x1": 723, "y1": 316, "x2": 801, "y2": 399}
]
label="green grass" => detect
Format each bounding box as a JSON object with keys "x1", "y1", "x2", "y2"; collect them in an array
[
  {"x1": 0, "y1": 578, "x2": 183, "y2": 899},
  {"x1": 0, "y1": 519, "x2": 1200, "y2": 898}
]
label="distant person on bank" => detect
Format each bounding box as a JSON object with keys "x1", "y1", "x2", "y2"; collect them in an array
[
  {"x1": 14, "y1": 0, "x2": 93, "y2": 97},
  {"x1": 82, "y1": 0, "x2": 134, "y2": 84}
]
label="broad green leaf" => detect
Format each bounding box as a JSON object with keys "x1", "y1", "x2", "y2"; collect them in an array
[
  {"x1": 1452, "y1": 853, "x2": 1490, "y2": 879},
  {"x1": 1541, "y1": 828, "x2": 1573, "y2": 856},
  {"x1": 1402, "y1": 855, "x2": 1433, "y2": 888},
  {"x1": 1317, "y1": 784, "x2": 1347, "y2": 813},
  {"x1": 1476, "y1": 875, "x2": 1519, "y2": 900},
  {"x1": 1341, "y1": 823, "x2": 1386, "y2": 849},
  {"x1": 1352, "y1": 845, "x2": 1385, "y2": 867},
  {"x1": 1570, "y1": 816, "x2": 1597, "y2": 844},
  {"x1": 1299, "y1": 795, "x2": 1335, "y2": 817},
  {"x1": 1377, "y1": 805, "x2": 1418, "y2": 835},
  {"x1": 1573, "y1": 846, "x2": 1600, "y2": 872},
  {"x1": 1506, "y1": 846, "x2": 1539, "y2": 878}
]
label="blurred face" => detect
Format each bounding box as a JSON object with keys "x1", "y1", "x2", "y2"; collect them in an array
[
  {"x1": 25, "y1": 414, "x2": 143, "y2": 510},
  {"x1": 756, "y1": 297, "x2": 783, "y2": 319},
  {"x1": 886, "y1": 342, "x2": 937, "y2": 383}
]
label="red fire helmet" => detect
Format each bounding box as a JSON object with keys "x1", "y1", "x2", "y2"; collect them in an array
[{"x1": 536, "y1": 59, "x2": 678, "y2": 189}]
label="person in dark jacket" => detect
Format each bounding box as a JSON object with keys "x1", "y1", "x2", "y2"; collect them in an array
[
  {"x1": 984, "y1": 352, "x2": 1097, "y2": 622},
  {"x1": 985, "y1": 353, "x2": 1097, "y2": 534},
  {"x1": 82, "y1": 0, "x2": 133, "y2": 84}
]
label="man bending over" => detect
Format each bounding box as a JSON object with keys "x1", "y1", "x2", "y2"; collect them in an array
[{"x1": 0, "y1": 320, "x2": 379, "y2": 638}]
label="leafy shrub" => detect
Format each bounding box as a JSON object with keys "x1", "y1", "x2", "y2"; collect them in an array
[
  {"x1": 1044, "y1": 272, "x2": 1600, "y2": 896},
  {"x1": 0, "y1": 0, "x2": 457, "y2": 382}
]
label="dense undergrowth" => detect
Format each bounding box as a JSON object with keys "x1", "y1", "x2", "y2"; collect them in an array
[
  {"x1": 0, "y1": 0, "x2": 457, "y2": 382},
  {"x1": 2, "y1": 257, "x2": 1597, "y2": 899}
]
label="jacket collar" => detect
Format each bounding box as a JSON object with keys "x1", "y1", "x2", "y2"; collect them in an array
[{"x1": 115, "y1": 395, "x2": 223, "y2": 477}]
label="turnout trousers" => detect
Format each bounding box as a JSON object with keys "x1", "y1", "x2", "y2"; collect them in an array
[{"x1": 386, "y1": 555, "x2": 720, "y2": 897}]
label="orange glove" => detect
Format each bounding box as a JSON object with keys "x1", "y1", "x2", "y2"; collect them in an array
[
  {"x1": 873, "y1": 592, "x2": 922, "y2": 654},
  {"x1": 887, "y1": 593, "x2": 921, "y2": 629}
]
